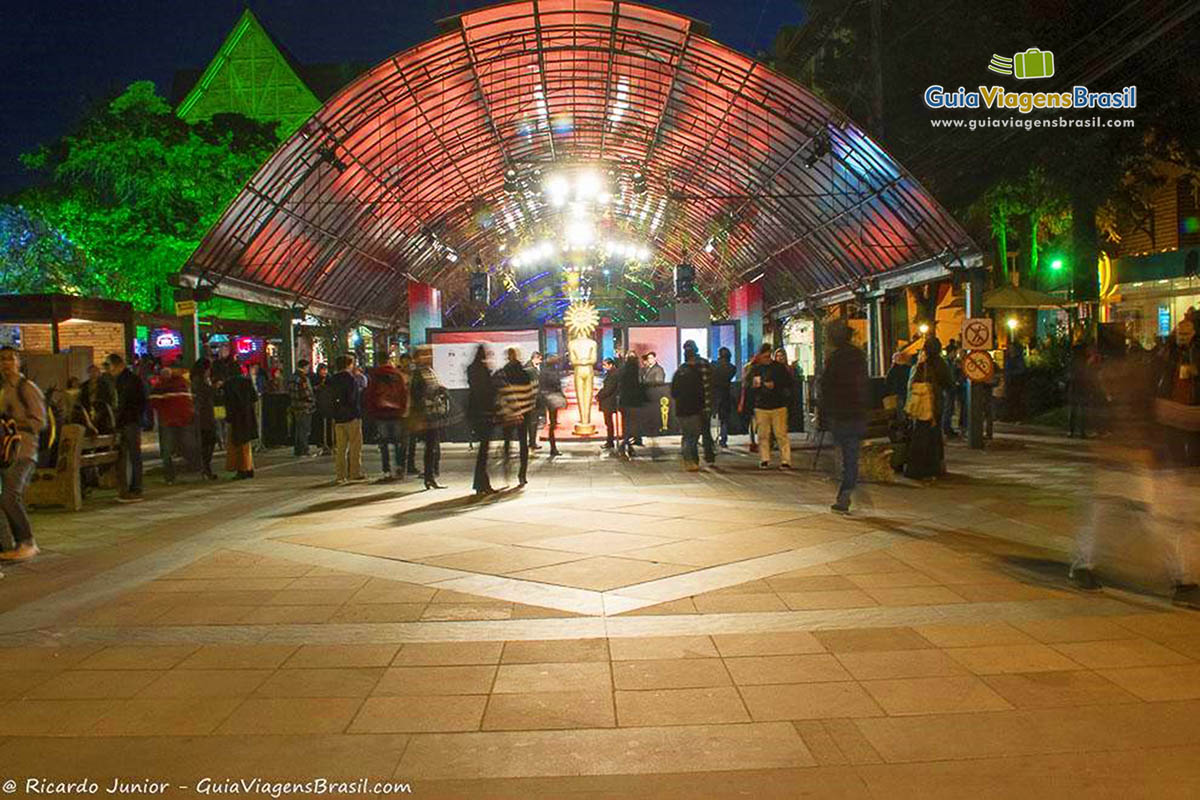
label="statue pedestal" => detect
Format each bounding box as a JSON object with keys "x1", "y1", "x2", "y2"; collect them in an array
[{"x1": 572, "y1": 422, "x2": 596, "y2": 436}]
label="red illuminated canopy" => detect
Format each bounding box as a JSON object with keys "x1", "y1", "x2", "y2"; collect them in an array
[{"x1": 183, "y1": 0, "x2": 977, "y2": 326}]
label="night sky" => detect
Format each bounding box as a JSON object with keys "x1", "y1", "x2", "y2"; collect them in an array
[{"x1": 0, "y1": 0, "x2": 806, "y2": 196}]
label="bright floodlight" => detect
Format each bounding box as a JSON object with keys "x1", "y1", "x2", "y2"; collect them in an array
[
  {"x1": 545, "y1": 174, "x2": 569, "y2": 206},
  {"x1": 1006, "y1": 317, "x2": 1019, "y2": 330},
  {"x1": 565, "y1": 220, "x2": 594, "y2": 248},
  {"x1": 539, "y1": 241, "x2": 555, "y2": 258},
  {"x1": 704, "y1": 240, "x2": 715, "y2": 254},
  {"x1": 577, "y1": 170, "x2": 602, "y2": 199},
  {"x1": 637, "y1": 246, "x2": 651, "y2": 261},
  {"x1": 918, "y1": 323, "x2": 930, "y2": 335}
]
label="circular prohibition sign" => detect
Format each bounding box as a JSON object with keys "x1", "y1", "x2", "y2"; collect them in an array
[
  {"x1": 962, "y1": 350, "x2": 996, "y2": 383},
  {"x1": 963, "y1": 319, "x2": 992, "y2": 350}
]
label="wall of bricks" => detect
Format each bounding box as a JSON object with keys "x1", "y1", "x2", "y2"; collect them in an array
[
  {"x1": 58, "y1": 321, "x2": 125, "y2": 365},
  {"x1": 13, "y1": 321, "x2": 124, "y2": 366}
]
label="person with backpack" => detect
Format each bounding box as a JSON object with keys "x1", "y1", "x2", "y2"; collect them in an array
[
  {"x1": 671, "y1": 342, "x2": 707, "y2": 471},
  {"x1": 327, "y1": 354, "x2": 366, "y2": 485},
  {"x1": 0, "y1": 347, "x2": 46, "y2": 563},
  {"x1": 149, "y1": 366, "x2": 194, "y2": 486},
  {"x1": 497, "y1": 347, "x2": 536, "y2": 488},
  {"x1": 289, "y1": 359, "x2": 316, "y2": 457},
  {"x1": 365, "y1": 356, "x2": 410, "y2": 481},
  {"x1": 408, "y1": 345, "x2": 447, "y2": 489},
  {"x1": 905, "y1": 335, "x2": 954, "y2": 479},
  {"x1": 106, "y1": 352, "x2": 147, "y2": 503},
  {"x1": 466, "y1": 345, "x2": 497, "y2": 494}
]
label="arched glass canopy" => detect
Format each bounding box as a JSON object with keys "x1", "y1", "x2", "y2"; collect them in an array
[{"x1": 184, "y1": 0, "x2": 976, "y2": 326}]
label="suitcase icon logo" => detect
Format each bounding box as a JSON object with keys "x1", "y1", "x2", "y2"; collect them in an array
[{"x1": 987, "y1": 48, "x2": 1054, "y2": 80}]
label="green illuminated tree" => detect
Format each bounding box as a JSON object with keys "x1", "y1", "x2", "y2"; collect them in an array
[{"x1": 14, "y1": 81, "x2": 278, "y2": 310}]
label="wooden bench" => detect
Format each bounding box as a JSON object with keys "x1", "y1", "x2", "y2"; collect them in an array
[{"x1": 27, "y1": 425, "x2": 120, "y2": 511}]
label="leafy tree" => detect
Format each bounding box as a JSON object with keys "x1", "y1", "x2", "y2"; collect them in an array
[
  {"x1": 13, "y1": 81, "x2": 278, "y2": 310},
  {"x1": 0, "y1": 204, "x2": 96, "y2": 294}
]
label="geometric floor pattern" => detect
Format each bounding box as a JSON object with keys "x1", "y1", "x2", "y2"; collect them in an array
[{"x1": 2, "y1": 434, "x2": 1198, "y2": 797}]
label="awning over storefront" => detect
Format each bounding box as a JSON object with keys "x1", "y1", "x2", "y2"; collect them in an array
[{"x1": 182, "y1": 0, "x2": 977, "y2": 326}]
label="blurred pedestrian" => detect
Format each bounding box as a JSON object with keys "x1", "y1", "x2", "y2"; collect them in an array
[
  {"x1": 525, "y1": 351, "x2": 543, "y2": 450},
  {"x1": 0, "y1": 346, "x2": 46, "y2": 562},
  {"x1": 222, "y1": 369, "x2": 258, "y2": 480},
  {"x1": 598, "y1": 357, "x2": 621, "y2": 449},
  {"x1": 904, "y1": 336, "x2": 953, "y2": 479},
  {"x1": 149, "y1": 366, "x2": 194, "y2": 485},
  {"x1": 617, "y1": 352, "x2": 644, "y2": 457},
  {"x1": 365, "y1": 356, "x2": 409, "y2": 481},
  {"x1": 107, "y1": 353, "x2": 147, "y2": 502},
  {"x1": 409, "y1": 345, "x2": 447, "y2": 489},
  {"x1": 498, "y1": 348, "x2": 536, "y2": 487},
  {"x1": 819, "y1": 322, "x2": 869, "y2": 513},
  {"x1": 539, "y1": 356, "x2": 565, "y2": 457},
  {"x1": 671, "y1": 341, "x2": 706, "y2": 471},
  {"x1": 289, "y1": 359, "x2": 316, "y2": 457},
  {"x1": 328, "y1": 354, "x2": 366, "y2": 485},
  {"x1": 466, "y1": 345, "x2": 497, "y2": 494},
  {"x1": 190, "y1": 358, "x2": 218, "y2": 480},
  {"x1": 748, "y1": 344, "x2": 792, "y2": 469},
  {"x1": 712, "y1": 347, "x2": 735, "y2": 448}
]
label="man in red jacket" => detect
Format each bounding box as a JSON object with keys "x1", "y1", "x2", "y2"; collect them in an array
[
  {"x1": 149, "y1": 367, "x2": 195, "y2": 485},
  {"x1": 364, "y1": 357, "x2": 409, "y2": 481}
]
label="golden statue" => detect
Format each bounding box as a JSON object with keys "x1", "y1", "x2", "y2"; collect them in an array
[{"x1": 564, "y1": 301, "x2": 600, "y2": 435}]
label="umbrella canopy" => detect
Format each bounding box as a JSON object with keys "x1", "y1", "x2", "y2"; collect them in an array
[{"x1": 982, "y1": 285, "x2": 1065, "y2": 309}]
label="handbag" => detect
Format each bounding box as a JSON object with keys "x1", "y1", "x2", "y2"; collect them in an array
[
  {"x1": 905, "y1": 382, "x2": 935, "y2": 422},
  {"x1": 882, "y1": 394, "x2": 899, "y2": 412}
]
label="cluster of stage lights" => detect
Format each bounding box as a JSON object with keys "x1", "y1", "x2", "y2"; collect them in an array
[{"x1": 508, "y1": 238, "x2": 652, "y2": 269}]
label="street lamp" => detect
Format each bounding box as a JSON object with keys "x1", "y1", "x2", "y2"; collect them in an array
[
  {"x1": 1050, "y1": 258, "x2": 1064, "y2": 271},
  {"x1": 1006, "y1": 317, "x2": 1019, "y2": 331},
  {"x1": 918, "y1": 323, "x2": 930, "y2": 335}
]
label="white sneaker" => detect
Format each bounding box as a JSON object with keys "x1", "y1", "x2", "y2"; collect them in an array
[{"x1": 0, "y1": 543, "x2": 40, "y2": 562}]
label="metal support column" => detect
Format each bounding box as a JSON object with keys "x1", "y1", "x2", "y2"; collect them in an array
[
  {"x1": 965, "y1": 269, "x2": 986, "y2": 450},
  {"x1": 279, "y1": 309, "x2": 296, "y2": 375},
  {"x1": 865, "y1": 296, "x2": 885, "y2": 377},
  {"x1": 173, "y1": 288, "x2": 200, "y2": 368}
]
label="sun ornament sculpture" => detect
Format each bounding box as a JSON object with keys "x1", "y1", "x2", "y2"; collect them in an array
[{"x1": 564, "y1": 300, "x2": 600, "y2": 337}]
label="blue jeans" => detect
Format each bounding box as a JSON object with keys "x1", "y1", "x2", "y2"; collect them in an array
[
  {"x1": 158, "y1": 424, "x2": 186, "y2": 482},
  {"x1": 679, "y1": 414, "x2": 701, "y2": 465},
  {"x1": 830, "y1": 419, "x2": 866, "y2": 502},
  {"x1": 293, "y1": 411, "x2": 312, "y2": 456},
  {"x1": 118, "y1": 422, "x2": 143, "y2": 495},
  {"x1": 377, "y1": 419, "x2": 405, "y2": 474}
]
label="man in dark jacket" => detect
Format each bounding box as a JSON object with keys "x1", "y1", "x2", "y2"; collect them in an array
[
  {"x1": 671, "y1": 342, "x2": 707, "y2": 470},
  {"x1": 466, "y1": 345, "x2": 497, "y2": 494},
  {"x1": 597, "y1": 358, "x2": 621, "y2": 449},
  {"x1": 365, "y1": 357, "x2": 410, "y2": 480},
  {"x1": 524, "y1": 351, "x2": 543, "y2": 450},
  {"x1": 106, "y1": 353, "x2": 147, "y2": 502},
  {"x1": 617, "y1": 353, "x2": 644, "y2": 456},
  {"x1": 819, "y1": 321, "x2": 869, "y2": 513},
  {"x1": 289, "y1": 359, "x2": 316, "y2": 457},
  {"x1": 682, "y1": 340, "x2": 716, "y2": 464},
  {"x1": 327, "y1": 354, "x2": 365, "y2": 484},
  {"x1": 149, "y1": 366, "x2": 194, "y2": 486},
  {"x1": 749, "y1": 344, "x2": 792, "y2": 469},
  {"x1": 712, "y1": 347, "x2": 736, "y2": 448}
]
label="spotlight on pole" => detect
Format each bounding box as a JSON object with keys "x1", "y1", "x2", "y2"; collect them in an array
[{"x1": 632, "y1": 171, "x2": 648, "y2": 195}]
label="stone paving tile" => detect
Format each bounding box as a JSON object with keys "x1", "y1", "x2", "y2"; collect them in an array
[
  {"x1": 397, "y1": 721, "x2": 815, "y2": 778},
  {"x1": 136, "y1": 669, "x2": 274, "y2": 698},
  {"x1": 500, "y1": 638, "x2": 609, "y2": 663},
  {"x1": 836, "y1": 649, "x2": 971, "y2": 681},
  {"x1": 492, "y1": 662, "x2": 611, "y2": 694},
  {"x1": 611, "y1": 658, "x2": 730, "y2": 691},
  {"x1": 725, "y1": 654, "x2": 852, "y2": 685},
  {"x1": 483, "y1": 690, "x2": 616, "y2": 730},
  {"x1": 814, "y1": 628, "x2": 934, "y2": 653},
  {"x1": 615, "y1": 687, "x2": 750, "y2": 726},
  {"x1": 351, "y1": 695, "x2": 487, "y2": 733},
  {"x1": 177, "y1": 644, "x2": 299, "y2": 670},
  {"x1": 914, "y1": 623, "x2": 1037, "y2": 649},
  {"x1": 25, "y1": 669, "x2": 163, "y2": 700},
  {"x1": 981, "y1": 671, "x2": 1142, "y2": 708},
  {"x1": 608, "y1": 636, "x2": 718, "y2": 660},
  {"x1": 861, "y1": 676, "x2": 1013, "y2": 716},
  {"x1": 393, "y1": 642, "x2": 503, "y2": 666},
  {"x1": 1096, "y1": 664, "x2": 1200, "y2": 701},
  {"x1": 740, "y1": 682, "x2": 884, "y2": 720},
  {"x1": 1050, "y1": 638, "x2": 1194, "y2": 669},
  {"x1": 373, "y1": 666, "x2": 497, "y2": 696},
  {"x1": 94, "y1": 697, "x2": 244, "y2": 736},
  {"x1": 217, "y1": 697, "x2": 364, "y2": 735},
  {"x1": 253, "y1": 667, "x2": 386, "y2": 698},
  {"x1": 0, "y1": 699, "x2": 124, "y2": 736},
  {"x1": 711, "y1": 631, "x2": 826, "y2": 657},
  {"x1": 75, "y1": 645, "x2": 200, "y2": 670}
]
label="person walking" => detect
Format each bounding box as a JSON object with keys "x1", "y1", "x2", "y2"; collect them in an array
[
  {"x1": 904, "y1": 336, "x2": 954, "y2": 479},
  {"x1": 1067, "y1": 338, "x2": 1093, "y2": 438},
  {"x1": 524, "y1": 351, "x2": 543, "y2": 450},
  {"x1": 222, "y1": 369, "x2": 258, "y2": 479},
  {"x1": 289, "y1": 359, "x2": 316, "y2": 457},
  {"x1": 749, "y1": 344, "x2": 792, "y2": 469},
  {"x1": 497, "y1": 348, "x2": 537, "y2": 487},
  {"x1": 409, "y1": 346, "x2": 447, "y2": 489},
  {"x1": 671, "y1": 342, "x2": 707, "y2": 471},
  {"x1": 148, "y1": 366, "x2": 194, "y2": 486},
  {"x1": 0, "y1": 346, "x2": 46, "y2": 563},
  {"x1": 539, "y1": 356, "x2": 565, "y2": 457},
  {"x1": 819, "y1": 321, "x2": 869, "y2": 513},
  {"x1": 328, "y1": 355, "x2": 366, "y2": 485},
  {"x1": 773, "y1": 348, "x2": 797, "y2": 448},
  {"x1": 885, "y1": 350, "x2": 912, "y2": 421},
  {"x1": 712, "y1": 347, "x2": 736, "y2": 448},
  {"x1": 466, "y1": 345, "x2": 497, "y2": 494},
  {"x1": 597, "y1": 357, "x2": 621, "y2": 449},
  {"x1": 190, "y1": 358, "x2": 218, "y2": 480},
  {"x1": 107, "y1": 353, "x2": 147, "y2": 503},
  {"x1": 942, "y1": 340, "x2": 962, "y2": 438},
  {"x1": 740, "y1": 349, "x2": 768, "y2": 452},
  {"x1": 617, "y1": 352, "x2": 645, "y2": 457},
  {"x1": 397, "y1": 354, "x2": 418, "y2": 476},
  {"x1": 365, "y1": 356, "x2": 409, "y2": 481},
  {"x1": 683, "y1": 341, "x2": 716, "y2": 464}
]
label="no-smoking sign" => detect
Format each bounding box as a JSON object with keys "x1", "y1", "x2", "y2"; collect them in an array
[
  {"x1": 961, "y1": 317, "x2": 994, "y2": 350},
  {"x1": 962, "y1": 350, "x2": 995, "y2": 383}
]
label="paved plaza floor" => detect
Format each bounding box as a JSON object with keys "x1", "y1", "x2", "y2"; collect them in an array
[{"x1": 1, "y1": 433, "x2": 1199, "y2": 798}]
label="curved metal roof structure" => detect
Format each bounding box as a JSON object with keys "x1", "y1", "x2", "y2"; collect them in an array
[{"x1": 183, "y1": 0, "x2": 977, "y2": 327}]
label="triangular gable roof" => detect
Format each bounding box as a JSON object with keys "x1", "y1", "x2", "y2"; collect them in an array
[{"x1": 174, "y1": 8, "x2": 321, "y2": 136}]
